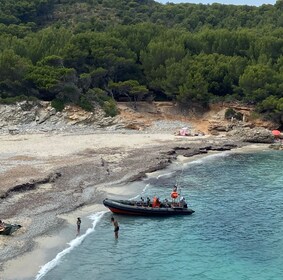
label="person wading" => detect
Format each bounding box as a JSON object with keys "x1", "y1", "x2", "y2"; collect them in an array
[
  {"x1": 111, "y1": 217, "x2": 119, "y2": 239},
  {"x1": 77, "y1": 217, "x2": 81, "y2": 236}
]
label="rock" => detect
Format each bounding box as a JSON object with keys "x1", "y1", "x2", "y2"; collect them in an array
[
  {"x1": 222, "y1": 143, "x2": 238, "y2": 149},
  {"x1": 8, "y1": 127, "x2": 19, "y2": 135},
  {"x1": 208, "y1": 121, "x2": 232, "y2": 132},
  {"x1": 269, "y1": 143, "x2": 283, "y2": 150},
  {"x1": 124, "y1": 123, "x2": 143, "y2": 130},
  {"x1": 227, "y1": 127, "x2": 274, "y2": 143},
  {"x1": 210, "y1": 130, "x2": 220, "y2": 135},
  {"x1": 37, "y1": 111, "x2": 51, "y2": 124}
]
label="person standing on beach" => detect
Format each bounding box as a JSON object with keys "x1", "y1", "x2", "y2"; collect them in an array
[
  {"x1": 111, "y1": 217, "x2": 119, "y2": 239},
  {"x1": 0, "y1": 220, "x2": 5, "y2": 231},
  {"x1": 77, "y1": 217, "x2": 81, "y2": 236}
]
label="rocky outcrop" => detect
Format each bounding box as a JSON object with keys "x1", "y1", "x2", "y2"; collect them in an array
[
  {"x1": 227, "y1": 127, "x2": 274, "y2": 143},
  {"x1": 0, "y1": 101, "x2": 120, "y2": 134},
  {"x1": 168, "y1": 143, "x2": 239, "y2": 158},
  {"x1": 208, "y1": 121, "x2": 232, "y2": 133},
  {"x1": 0, "y1": 172, "x2": 61, "y2": 199}
]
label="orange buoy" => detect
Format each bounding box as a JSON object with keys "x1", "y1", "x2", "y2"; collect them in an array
[{"x1": 171, "y1": 192, "x2": 178, "y2": 199}]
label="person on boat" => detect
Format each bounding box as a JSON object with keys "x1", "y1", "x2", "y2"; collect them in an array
[
  {"x1": 179, "y1": 197, "x2": 188, "y2": 208},
  {"x1": 140, "y1": 197, "x2": 145, "y2": 206},
  {"x1": 146, "y1": 197, "x2": 151, "y2": 207},
  {"x1": 152, "y1": 196, "x2": 157, "y2": 207},
  {"x1": 152, "y1": 196, "x2": 159, "y2": 207},
  {"x1": 77, "y1": 217, "x2": 81, "y2": 236},
  {"x1": 157, "y1": 197, "x2": 161, "y2": 207},
  {"x1": 111, "y1": 217, "x2": 119, "y2": 239},
  {"x1": 171, "y1": 185, "x2": 179, "y2": 203},
  {"x1": 173, "y1": 184, "x2": 178, "y2": 192},
  {"x1": 163, "y1": 198, "x2": 169, "y2": 208},
  {"x1": 152, "y1": 197, "x2": 161, "y2": 208}
]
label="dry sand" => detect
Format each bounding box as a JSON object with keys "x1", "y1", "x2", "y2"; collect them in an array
[{"x1": 0, "y1": 130, "x2": 246, "y2": 279}]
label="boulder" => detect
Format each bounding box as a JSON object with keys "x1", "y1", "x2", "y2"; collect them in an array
[
  {"x1": 208, "y1": 121, "x2": 231, "y2": 132},
  {"x1": 227, "y1": 127, "x2": 274, "y2": 143},
  {"x1": 8, "y1": 127, "x2": 20, "y2": 135}
]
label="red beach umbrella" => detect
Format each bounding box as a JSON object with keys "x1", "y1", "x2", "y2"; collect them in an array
[{"x1": 272, "y1": 130, "x2": 281, "y2": 136}]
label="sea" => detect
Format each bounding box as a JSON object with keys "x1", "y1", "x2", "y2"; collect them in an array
[{"x1": 35, "y1": 148, "x2": 283, "y2": 280}]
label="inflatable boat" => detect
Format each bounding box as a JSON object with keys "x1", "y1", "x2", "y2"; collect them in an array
[{"x1": 103, "y1": 198, "x2": 195, "y2": 216}]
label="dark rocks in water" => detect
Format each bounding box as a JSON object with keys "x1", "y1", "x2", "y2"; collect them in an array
[
  {"x1": 222, "y1": 143, "x2": 238, "y2": 149},
  {"x1": 182, "y1": 149, "x2": 203, "y2": 157},
  {"x1": 210, "y1": 146, "x2": 233, "y2": 151},
  {"x1": 172, "y1": 143, "x2": 238, "y2": 157},
  {"x1": 173, "y1": 146, "x2": 191, "y2": 151}
]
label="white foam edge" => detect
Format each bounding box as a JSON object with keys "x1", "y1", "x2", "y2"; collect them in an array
[{"x1": 35, "y1": 211, "x2": 107, "y2": 280}]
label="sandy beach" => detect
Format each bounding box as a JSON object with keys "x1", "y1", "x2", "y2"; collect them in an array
[{"x1": 0, "y1": 129, "x2": 251, "y2": 279}]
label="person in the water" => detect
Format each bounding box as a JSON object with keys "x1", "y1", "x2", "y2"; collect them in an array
[
  {"x1": 77, "y1": 217, "x2": 81, "y2": 236},
  {"x1": 111, "y1": 217, "x2": 119, "y2": 239}
]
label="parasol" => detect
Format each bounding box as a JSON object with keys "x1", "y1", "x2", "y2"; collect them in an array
[{"x1": 272, "y1": 130, "x2": 281, "y2": 136}]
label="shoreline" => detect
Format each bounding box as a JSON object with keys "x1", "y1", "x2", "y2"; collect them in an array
[{"x1": 0, "y1": 131, "x2": 269, "y2": 279}]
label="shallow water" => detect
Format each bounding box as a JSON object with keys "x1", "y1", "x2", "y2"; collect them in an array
[{"x1": 37, "y1": 150, "x2": 283, "y2": 280}]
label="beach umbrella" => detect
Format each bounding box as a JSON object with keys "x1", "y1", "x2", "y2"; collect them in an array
[{"x1": 272, "y1": 130, "x2": 281, "y2": 136}]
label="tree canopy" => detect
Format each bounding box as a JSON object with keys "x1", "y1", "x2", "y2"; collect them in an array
[{"x1": 0, "y1": 0, "x2": 283, "y2": 125}]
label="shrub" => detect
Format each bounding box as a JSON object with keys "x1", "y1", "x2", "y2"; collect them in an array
[
  {"x1": 103, "y1": 99, "x2": 118, "y2": 117},
  {"x1": 225, "y1": 108, "x2": 243, "y2": 121},
  {"x1": 224, "y1": 108, "x2": 236, "y2": 120},
  {"x1": 51, "y1": 98, "x2": 64, "y2": 111},
  {"x1": 0, "y1": 95, "x2": 38, "y2": 104},
  {"x1": 78, "y1": 96, "x2": 93, "y2": 112}
]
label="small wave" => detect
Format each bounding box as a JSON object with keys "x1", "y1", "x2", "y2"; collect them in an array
[
  {"x1": 156, "y1": 171, "x2": 176, "y2": 179},
  {"x1": 139, "y1": 183, "x2": 151, "y2": 196},
  {"x1": 35, "y1": 211, "x2": 107, "y2": 280},
  {"x1": 183, "y1": 151, "x2": 231, "y2": 166},
  {"x1": 141, "y1": 183, "x2": 151, "y2": 193}
]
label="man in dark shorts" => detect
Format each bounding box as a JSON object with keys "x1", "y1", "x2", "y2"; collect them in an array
[
  {"x1": 77, "y1": 217, "x2": 81, "y2": 236},
  {"x1": 111, "y1": 217, "x2": 119, "y2": 239}
]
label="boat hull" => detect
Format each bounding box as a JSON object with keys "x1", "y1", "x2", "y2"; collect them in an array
[{"x1": 103, "y1": 199, "x2": 194, "y2": 216}]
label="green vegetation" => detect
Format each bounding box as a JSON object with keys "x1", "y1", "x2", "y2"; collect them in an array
[
  {"x1": 0, "y1": 0, "x2": 283, "y2": 125},
  {"x1": 225, "y1": 108, "x2": 243, "y2": 121}
]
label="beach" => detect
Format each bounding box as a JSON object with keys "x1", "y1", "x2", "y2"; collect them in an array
[{"x1": 0, "y1": 129, "x2": 248, "y2": 279}]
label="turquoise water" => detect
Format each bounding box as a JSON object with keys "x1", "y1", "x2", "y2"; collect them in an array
[{"x1": 37, "y1": 150, "x2": 283, "y2": 280}]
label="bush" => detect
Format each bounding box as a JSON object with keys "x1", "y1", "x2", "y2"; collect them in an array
[
  {"x1": 225, "y1": 108, "x2": 236, "y2": 119},
  {"x1": 0, "y1": 95, "x2": 38, "y2": 104},
  {"x1": 78, "y1": 96, "x2": 93, "y2": 112},
  {"x1": 225, "y1": 108, "x2": 243, "y2": 121},
  {"x1": 51, "y1": 98, "x2": 65, "y2": 111},
  {"x1": 103, "y1": 99, "x2": 118, "y2": 117}
]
